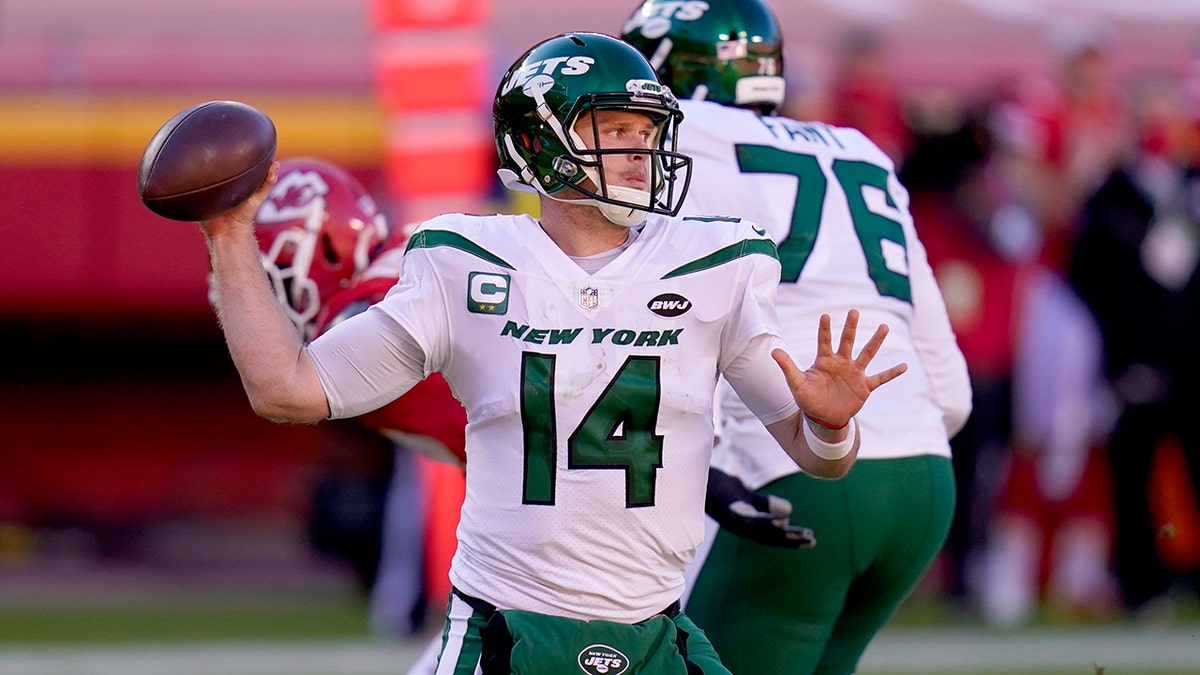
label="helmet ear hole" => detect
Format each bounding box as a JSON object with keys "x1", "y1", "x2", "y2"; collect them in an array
[
  {"x1": 320, "y1": 232, "x2": 340, "y2": 266},
  {"x1": 518, "y1": 132, "x2": 539, "y2": 153}
]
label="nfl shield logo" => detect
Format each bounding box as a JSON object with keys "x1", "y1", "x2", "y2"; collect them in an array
[{"x1": 579, "y1": 286, "x2": 600, "y2": 310}]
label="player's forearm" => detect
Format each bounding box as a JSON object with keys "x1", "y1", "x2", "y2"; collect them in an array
[
  {"x1": 205, "y1": 225, "x2": 330, "y2": 423},
  {"x1": 770, "y1": 411, "x2": 858, "y2": 479}
]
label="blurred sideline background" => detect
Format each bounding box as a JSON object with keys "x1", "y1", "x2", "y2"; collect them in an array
[{"x1": 3, "y1": 1, "x2": 1200, "y2": 673}]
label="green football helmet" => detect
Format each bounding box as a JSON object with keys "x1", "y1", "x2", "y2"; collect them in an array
[
  {"x1": 622, "y1": 0, "x2": 785, "y2": 115},
  {"x1": 493, "y1": 32, "x2": 692, "y2": 227}
]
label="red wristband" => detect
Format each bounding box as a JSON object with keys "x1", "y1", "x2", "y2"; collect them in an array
[{"x1": 804, "y1": 413, "x2": 848, "y2": 431}]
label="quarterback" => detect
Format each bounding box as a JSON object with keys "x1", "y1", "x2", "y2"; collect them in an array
[{"x1": 199, "y1": 31, "x2": 904, "y2": 674}]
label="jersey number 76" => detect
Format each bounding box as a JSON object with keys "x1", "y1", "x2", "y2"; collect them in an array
[{"x1": 736, "y1": 144, "x2": 912, "y2": 303}]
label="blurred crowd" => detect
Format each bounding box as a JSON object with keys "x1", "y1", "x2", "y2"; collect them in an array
[{"x1": 787, "y1": 25, "x2": 1200, "y2": 626}]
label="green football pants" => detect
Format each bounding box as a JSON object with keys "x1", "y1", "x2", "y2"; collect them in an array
[{"x1": 687, "y1": 455, "x2": 955, "y2": 675}]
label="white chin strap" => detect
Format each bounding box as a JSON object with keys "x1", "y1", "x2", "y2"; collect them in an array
[
  {"x1": 595, "y1": 185, "x2": 653, "y2": 228},
  {"x1": 539, "y1": 185, "x2": 652, "y2": 228},
  {"x1": 574, "y1": 152, "x2": 652, "y2": 228},
  {"x1": 499, "y1": 158, "x2": 654, "y2": 228},
  {"x1": 497, "y1": 127, "x2": 655, "y2": 228}
]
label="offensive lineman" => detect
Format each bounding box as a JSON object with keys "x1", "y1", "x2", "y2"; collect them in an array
[{"x1": 622, "y1": 1, "x2": 972, "y2": 673}]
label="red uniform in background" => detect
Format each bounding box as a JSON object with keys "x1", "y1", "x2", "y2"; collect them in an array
[
  {"x1": 317, "y1": 244, "x2": 468, "y2": 625},
  {"x1": 903, "y1": 95, "x2": 1120, "y2": 624},
  {"x1": 827, "y1": 28, "x2": 910, "y2": 164},
  {"x1": 318, "y1": 245, "x2": 466, "y2": 467},
  {"x1": 255, "y1": 157, "x2": 466, "y2": 636}
]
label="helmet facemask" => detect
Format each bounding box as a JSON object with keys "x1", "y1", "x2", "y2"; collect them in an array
[
  {"x1": 254, "y1": 161, "x2": 389, "y2": 341},
  {"x1": 260, "y1": 198, "x2": 326, "y2": 340},
  {"x1": 554, "y1": 87, "x2": 691, "y2": 227}
]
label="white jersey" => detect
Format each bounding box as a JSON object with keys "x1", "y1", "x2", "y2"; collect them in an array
[
  {"x1": 307, "y1": 211, "x2": 793, "y2": 622},
  {"x1": 678, "y1": 100, "x2": 972, "y2": 489}
]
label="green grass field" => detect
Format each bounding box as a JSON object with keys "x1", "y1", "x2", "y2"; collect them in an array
[
  {"x1": 2, "y1": 589, "x2": 1198, "y2": 675},
  {"x1": 0, "y1": 592, "x2": 371, "y2": 643}
]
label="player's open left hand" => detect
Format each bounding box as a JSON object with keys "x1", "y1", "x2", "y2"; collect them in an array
[{"x1": 772, "y1": 309, "x2": 907, "y2": 430}]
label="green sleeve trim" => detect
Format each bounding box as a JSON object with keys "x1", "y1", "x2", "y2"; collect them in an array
[
  {"x1": 682, "y1": 215, "x2": 742, "y2": 223},
  {"x1": 662, "y1": 238, "x2": 779, "y2": 279},
  {"x1": 404, "y1": 229, "x2": 515, "y2": 270}
]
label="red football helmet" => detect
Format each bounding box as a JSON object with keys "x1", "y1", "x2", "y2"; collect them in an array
[{"x1": 254, "y1": 157, "x2": 390, "y2": 341}]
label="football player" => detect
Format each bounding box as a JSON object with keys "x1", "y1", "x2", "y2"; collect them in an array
[
  {"x1": 622, "y1": 1, "x2": 972, "y2": 672},
  {"x1": 254, "y1": 157, "x2": 467, "y2": 637},
  {"x1": 200, "y1": 32, "x2": 903, "y2": 673}
]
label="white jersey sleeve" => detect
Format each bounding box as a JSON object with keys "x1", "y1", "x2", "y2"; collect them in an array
[
  {"x1": 306, "y1": 307, "x2": 426, "y2": 418},
  {"x1": 305, "y1": 239, "x2": 453, "y2": 419},
  {"x1": 677, "y1": 100, "x2": 971, "y2": 488},
  {"x1": 907, "y1": 225, "x2": 973, "y2": 438}
]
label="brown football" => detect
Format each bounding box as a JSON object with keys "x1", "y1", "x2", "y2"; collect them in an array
[{"x1": 137, "y1": 100, "x2": 277, "y2": 221}]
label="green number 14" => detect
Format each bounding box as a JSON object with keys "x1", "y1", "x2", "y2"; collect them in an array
[{"x1": 521, "y1": 353, "x2": 664, "y2": 507}]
